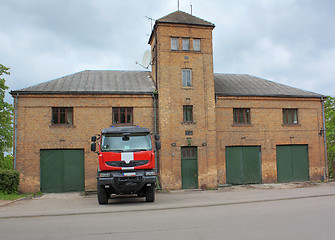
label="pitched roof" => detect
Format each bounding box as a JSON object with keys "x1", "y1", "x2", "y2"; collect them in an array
[
  {"x1": 11, "y1": 70, "x2": 155, "y2": 95},
  {"x1": 11, "y1": 71, "x2": 323, "y2": 99},
  {"x1": 156, "y1": 10, "x2": 215, "y2": 27},
  {"x1": 214, "y1": 74, "x2": 323, "y2": 98}
]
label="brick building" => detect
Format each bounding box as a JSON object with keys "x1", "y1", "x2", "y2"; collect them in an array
[{"x1": 11, "y1": 11, "x2": 327, "y2": 193}]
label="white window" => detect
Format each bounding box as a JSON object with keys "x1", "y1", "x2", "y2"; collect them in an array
[
  {"x1": 171, "y1": 38, "x2": 178, "y2": 50},
  {"x1": 182, "y1": 38, "x2": 190, "y2": 50},
  {"x1": 182, "y1": 69, "x2": 192, "y2": 87},
  {"x1": 193, "y1": 39, "x2": 200, "y2": 51}
]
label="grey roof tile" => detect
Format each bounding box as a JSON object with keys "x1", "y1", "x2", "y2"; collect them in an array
[
  {"x1": 214, "y1": 74, "x2": 323, "y2": 98},
  {"x1": 157, "y1": 10, "x2": 215, "y2": 27},
  {"x1": 11, "y1": 71, "x2": 323, "y2": 99},
  {"x1": 12, "y1": 70, "x2": 155, "y2": 95}
]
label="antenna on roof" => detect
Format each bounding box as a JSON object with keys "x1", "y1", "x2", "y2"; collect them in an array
[
  {"x1": 190, "y1": 4, "x2": 193, "y2": 15},
  {"x1": 178, "y1": 0, "x2": 180, "y2": 10},
  {"x1": 145, "y1": 16, "x2": 155, "y2": 31}
]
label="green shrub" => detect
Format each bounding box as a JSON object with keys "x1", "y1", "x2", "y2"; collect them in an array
[
  {"x1": 0, "y1": 154, "x2": 13, "y2": 170},
  {"x1": 0, "y1": 169, "x2": 20, "y2": 194}
]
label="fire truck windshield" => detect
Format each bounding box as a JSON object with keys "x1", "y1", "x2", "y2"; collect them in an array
[{"x1": 101, "y1": 133, "x2": 152, "y2": 152}]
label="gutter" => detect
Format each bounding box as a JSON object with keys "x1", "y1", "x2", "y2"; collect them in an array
[{"x1": 321, "y1": 97, "x2": 328, "y2": 179}]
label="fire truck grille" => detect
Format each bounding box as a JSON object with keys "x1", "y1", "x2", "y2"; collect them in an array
[{"x1": 105, "y1": 160, "x2": 149, "y2": 167}]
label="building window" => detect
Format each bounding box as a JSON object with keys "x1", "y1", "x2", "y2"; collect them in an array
[
  {"x1": 171, "y1": 38, "x2": 179, "y2": 50},
  {"x1": 113, "y1": 107, "x2": 133, "y2": 125},
  {"x1": 233, "y1": 108, "x2": 251, "y2": 124},
  {"x1": 193, "y1": 39, "x2": 201, "y2": 51},
  {"x1": 183, "y1": 105, "x2": 193, "y2": 122},
  {"x1": 182, "y1": 69, "x2": 192, "y2": 87},
  {"x1": 182, "y1": 38, "x2": 190, "y2": 50},
  {"x1": 283, "y1": 109, "x2": 298, "y2": 124},
  {"x1": 52, "y1": 107, "x2": 73, "y2": 125}
]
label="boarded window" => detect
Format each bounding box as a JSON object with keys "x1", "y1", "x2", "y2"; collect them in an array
[
  {"x1": 233, "y1": 108, "x2": 250, "y2": 124},
  {"x1": 52, "y1": 107, "x2": 73, "y2": 125},
  {"x1": 113, "y1": 107, "x2": 133, "y2": 125}
]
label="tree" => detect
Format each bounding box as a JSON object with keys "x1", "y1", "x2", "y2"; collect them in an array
[
  {"x1": 0, "y1": 64, "x2": 13, "y2": 169},
  {"x1": 324, "y1": 96, "x2": 335, "y2": 178}
]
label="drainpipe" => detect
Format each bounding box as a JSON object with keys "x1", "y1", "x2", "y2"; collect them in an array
[
  {"x1": 321, "y1": 97, "x2": 328, "y2": 179},
  {"x1": 152, "y1": 92, "x2": 160, "y2": 189},
  {"x1": 13, "y1": 93, "x2": 19, "y2": 170}
]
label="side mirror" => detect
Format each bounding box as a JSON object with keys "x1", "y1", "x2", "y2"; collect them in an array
[
  {"x1": 155, "y1": 134, "x2": 160, "y2": 141},
  {"x1": 91, "y1": 136, "x2": 97, "y2": 142},
  {"x1": 155, "y1": 141, "x2": 161, "y2": 150},
  {"x1": 91, "y1": 142, "x2": 96, "y2": 152}
]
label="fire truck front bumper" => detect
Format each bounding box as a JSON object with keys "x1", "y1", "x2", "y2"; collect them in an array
[{"x1": 97, "y1": 170, "x2": 156, "y2": 194}]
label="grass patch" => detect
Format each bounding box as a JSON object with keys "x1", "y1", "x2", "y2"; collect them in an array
[{"x1": 0, "y1": 191, "x2": 43, "y2": 201}]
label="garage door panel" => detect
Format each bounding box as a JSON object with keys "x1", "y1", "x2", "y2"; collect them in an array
[
  {"x1": 277, "y1": 145, "x2": 309, "y2": 183},
  {"x1": 63, "y1": 150, "x2": 85, "y2": 192},
  {"x1": 40, "y1": 149, "x2": 84, "y2": 193},
  {"x1": 243, "y1": 147, "x2": 262, "y2": 184},
  {"x1": 226, "y1": 146, "x2": 261, "y2": 185},
  {"x1": 291, "y1": 145, "x2": 309, "y2": 182},
  {"x1": 40, "y1": 150, "x2": 63, "y2": 193},
  {"x1": 277, "y1": 146, "x2": 293, "y2": 182},
  {"x1": 226, "y1": 147, "x2": 243, "y2": 185}
]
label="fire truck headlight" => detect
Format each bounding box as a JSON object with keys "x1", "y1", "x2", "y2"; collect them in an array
[{"x1": 99, "y1": 172, "x2": 111, "y2": 178}]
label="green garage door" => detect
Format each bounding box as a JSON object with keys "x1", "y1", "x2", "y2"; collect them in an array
[
  {"x1": 276, "y1": 145, "x2": 309, "y2": 182},
  {"x1": 40, "y1": 149, "x2": 85, "y2": 193},
  {"x1": 226, "y1": 146, "x2": 262, "y2": 185}
]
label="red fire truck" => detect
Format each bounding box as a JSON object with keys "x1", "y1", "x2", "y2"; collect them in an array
[{"x1": 91, "y1": 126, "x2": 160, "y2": 204}]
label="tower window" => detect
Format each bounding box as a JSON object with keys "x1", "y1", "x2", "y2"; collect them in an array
[
  {"x1": 193, "y1": 39, "x2": 201, "y2": 51},
  {"x1": 182, "y1": 69, "x2": 192, "y2": 87},
  {"x1": 171, "y1": 38, "x2": 179, "y2": 50},
  {"x1": 183, "y1": 105, "x2": 193, "y2": 122},
  {"x1": 182, "y1": 38, "x2": 190, "y2": 51}
]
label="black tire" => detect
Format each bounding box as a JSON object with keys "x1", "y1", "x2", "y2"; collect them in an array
[
  {"x1": 145, "y1": 185, "x2": 155, "y2": 202},
  {"x1": 97, "y1": 185, "x2": 109, "y2": 205}
]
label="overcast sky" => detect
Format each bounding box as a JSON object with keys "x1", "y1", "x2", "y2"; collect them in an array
[{"x1": 1, "y1": 0, "x2": 334, "y2": 103}]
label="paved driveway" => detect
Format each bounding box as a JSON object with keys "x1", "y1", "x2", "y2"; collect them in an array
[{"x1": 1, "y1": 182, "x2": 335, "y2": 218}]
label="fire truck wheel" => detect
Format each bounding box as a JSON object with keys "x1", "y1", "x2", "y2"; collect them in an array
[
  {"x1": 145, "y1": 185, "x2": 155, "y2": 202},
  {"x1": 97, "y1": 185, "x2": 109, "y2": 205}
]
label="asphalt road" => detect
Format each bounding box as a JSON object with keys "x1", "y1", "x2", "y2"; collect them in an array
[{"x1": 1, "y1": 182, "x2": 335, "y2": 240}]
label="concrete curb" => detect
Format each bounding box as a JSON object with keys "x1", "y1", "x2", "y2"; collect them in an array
[
  {"x1": 0, "y1": 197, "x2": 32, "y2": 208},
  {"x1": 1, "y1": 193, "x2": 335, "y2": 219}
]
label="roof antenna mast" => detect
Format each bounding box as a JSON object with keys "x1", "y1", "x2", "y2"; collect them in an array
[{"x1": 178, "y1": 0, "x2": 180, "y2": 10}]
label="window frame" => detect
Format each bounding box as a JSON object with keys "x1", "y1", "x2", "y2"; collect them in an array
[
  {"x1": 283, "y1": 109, "x2": 299, "y2": 125},
  {"x1": 171, "y1": 38, "x2": 179, "y2": 50},
  {"x1": 112, "y1": 107, "x2": 133, "y2": 125},
  {"x1": 193, "y1": 39, "x2": 201, "y2": 51},
  {"x1": 182, "y1": 69, "x2": 192, "y2": 87},
  {"x1": 182, "y1": 38, "x2": 190, "y2": 51},
  {"x1": 52, "y1": 107, "x2": 74, "y2": 125},
  {"x1": 183, "y1": 105, "x2": 193, "y2": 123},
  {"x1": 233, "y1": 108, "x2": 251, "y2": 125}
]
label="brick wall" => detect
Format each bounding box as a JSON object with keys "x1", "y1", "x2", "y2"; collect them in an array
[
  {"x1": 216, "y1": 96, "x2": 326, "y2": 184},
  {"x1": 151, "y1": 23, "x2": 218, "y2": 189},
  {"x1": 14, "y1": 94, "x2": 155, "y2": 192}
]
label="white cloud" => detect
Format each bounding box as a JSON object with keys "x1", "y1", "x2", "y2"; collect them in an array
[{"x1": 1, "y1": 0, "x2": 335, "y2": 104}]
